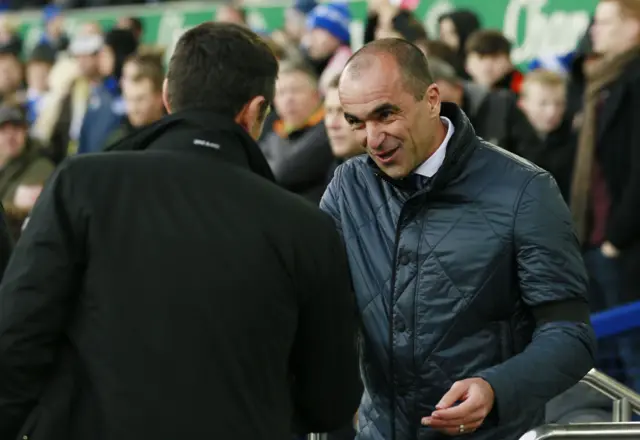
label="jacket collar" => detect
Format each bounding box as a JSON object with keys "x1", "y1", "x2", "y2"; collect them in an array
[
  {"x1": 107, "y1": 108, "x2": 275, "y2": 183},
  {"x1": 368, "y1": 102, "x2": 477, "y2": 192}
]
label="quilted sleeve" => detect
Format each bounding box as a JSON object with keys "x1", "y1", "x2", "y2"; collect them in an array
[
  {"x1": 319, "y1": 164, "x2": 344, "y2": 236},
  {"x1": 475, "y1": 172, "x2": 596, "y2": 424}
]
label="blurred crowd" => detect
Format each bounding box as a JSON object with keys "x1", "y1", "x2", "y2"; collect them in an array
[
  {"x1": 1, "y1": 0, "x2": 169, "y2": 10},
  {"x1": 0, "y1": 0, "x2": 638, "y2": 417}
]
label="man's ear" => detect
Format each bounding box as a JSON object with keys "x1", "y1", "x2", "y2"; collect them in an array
[
  {"x1": 235, "y1": 95, "x2": 267, "y2": 140},
  {"x1": 162, "y1": 78, "x2": 172, "y2": 114},
  {"x1": 426, "y1": 83, "x2": 441, "y2": 116}
]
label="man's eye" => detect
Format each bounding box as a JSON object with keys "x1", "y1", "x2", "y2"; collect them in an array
[
  {"x1": 379, "y1": 111, "x2": 392, "y2": 120},
  {"x1": 346, "y1": 118, "x2": 364, "y2": 129}
]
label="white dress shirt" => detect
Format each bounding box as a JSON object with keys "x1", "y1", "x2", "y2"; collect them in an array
[{"x1": 414, "y1": 117, "x2": 455, "y2": 178}]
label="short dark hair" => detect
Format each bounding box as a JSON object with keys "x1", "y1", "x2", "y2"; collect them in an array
[
  {"x1": 166, "y1": 22, "x2": 278, "y2": 117},
  {"x1": 129, "y1": 17, "x2": 143, "y2": 35},
  {"x1": 465, "y1": 30, "x2": 512, "y2": 57},
  {"x1": 418, "y1": 40, "x2": 459, "y2": 70},
  {"x1": 428, "y1": 57, "x2": 459, "y2": 84},
  {"x1": 125, "y1": 53, "x2": 164, "y2": 91},
  {"x1": 345, "y1": 38, "x2": 433, "y2": 100},
  {"x1": 278, "y1": 59, "x2": 318, "y2": 84}
]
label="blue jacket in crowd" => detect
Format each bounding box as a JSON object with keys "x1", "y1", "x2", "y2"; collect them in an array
[{"x1": 78, "y1": 77, "x2": 126, "y2": 154}]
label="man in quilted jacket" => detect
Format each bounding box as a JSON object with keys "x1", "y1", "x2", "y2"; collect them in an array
[{"x1": 320, "y1": 38, "x2": 596, "y2": 440}]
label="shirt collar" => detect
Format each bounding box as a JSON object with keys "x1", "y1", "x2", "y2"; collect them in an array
[{"x1": 414, "y1": 116, "x2": 455, "y2": 178}]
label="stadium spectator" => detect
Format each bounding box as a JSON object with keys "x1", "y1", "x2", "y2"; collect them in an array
[
  {"x1": 32, "y1": 5, "x2": 69, "y2": 56},
  {"x1": 465, "y1": 29, "x2": 525, "y2": 95},
  {"x1": 216, "y1": 4, "x2": 248, "y2": 26},
  {"x1": 0, "y1": 14, "x2": 21, "y2": 57},
  {"x1": 416, "y1": 39, "x2": 461, "y2": 74},
  {"x1": 105, "y1": 52, "x2": 165, "y2": 147},
  {"x1": 77, "y1": 28, "x2": 137, "y2": 154},
  {"x1": 0, "y1": 105, "x2": 54, "y2": 239},
  {"x1": 302, "y1": 2, "x2": 352, "y2": 95},
  {"x1": 0, "y1": 46, "x2": 23, "y2": 105},
  {"x1": 517, "y1": 69, "x2": 575, "y2": 200},
  {"x1": 25, "y1": 44, "x2": 56, "y2": 125},
  {"x1": 428, "y1": 56, "x2": 538, "y2": 156},
  {"x1": 116, "y1": 16, "x2": 144, "y2": 44},
  {"x1": 324, "y1": 74, "x2": 364, "y2": 182},
  {"x1": 571, "y1": 0, "x2": 640, "y2": 392},
  {"x1": 364, "y1": 0, "x2": 425, "y2": 44},
  {"x1": 260, "y1": 60, "x2": 333, "y2": 203},
  {"x1": 56, "y1": 32, "x2": 104, "y2": 157},
  {"x1": 274, "y1": 0, "x2": 317, "y2": 47},
  {"x1": 438, "y1": 9, "x2": 481, "y2": 79}
]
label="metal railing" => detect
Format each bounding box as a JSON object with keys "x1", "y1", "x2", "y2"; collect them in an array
[
  {"x1": 307, "y1": 435, "x2": 328, "y2": 440},
  {"x1": 519, "y1": 369, "x2": 640, "y2": 439},
  {"x1": 519, "y1": 423, "x2": 640, "y2": 439},
  {"x1": 581, "y1": 369, "x2": 640, "y2": 421}
]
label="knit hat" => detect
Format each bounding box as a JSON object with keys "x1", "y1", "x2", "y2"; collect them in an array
[
  {"x1": 307, "y1": 3, "x2": 351, "y2": 45},
  {"x1": 294, "y1": 0, "x2": 318, "y2": 15},
  {"x1": 528, "y1": 52, "x2": 574, "y2": 75},
  {"x1": 43, "y1": 5, "x2": 62, "y2": 24}
]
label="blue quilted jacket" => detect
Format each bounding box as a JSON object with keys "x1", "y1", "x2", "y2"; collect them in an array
[{"x1": 320, "y1": 103, "x2": 596, "y2": 440}]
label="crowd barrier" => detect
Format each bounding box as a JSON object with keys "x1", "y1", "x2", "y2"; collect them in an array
[{"x1": 592, "y1": 300, "x2": 640, "y2": 339}]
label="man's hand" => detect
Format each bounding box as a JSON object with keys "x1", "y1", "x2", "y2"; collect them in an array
[
  {"x1": 13, "y1": 185, "x2": 44, "y2": 211},
  {"x1": 601, "y1": 241, "x2": 620, "y2": 258},
  {"x1": 421, "y1": 378, "x2": 495, "y2": 436}
]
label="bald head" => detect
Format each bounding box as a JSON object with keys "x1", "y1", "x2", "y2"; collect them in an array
[{"x1": 341, "y1": 38, "x2": 434, "y2": 100}]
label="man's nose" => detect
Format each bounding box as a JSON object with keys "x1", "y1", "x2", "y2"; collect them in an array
[
  {"x1": 366, "y1": 123, "x2": 385, "y2": 150},
  {"x1": 326, "y1": 115, "x2": 339, "y2": 129}
]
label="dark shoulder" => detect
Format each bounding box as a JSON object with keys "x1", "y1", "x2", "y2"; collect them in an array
[
  {"x1": 475, "y1": 138, "x2": 548, "y2": 177},
  {"x1": 473, "y1": 139, "x2": 559, "y2": 199},
  {"x1": 64, "y1": 150, "x2": 336, "y2": 234}
]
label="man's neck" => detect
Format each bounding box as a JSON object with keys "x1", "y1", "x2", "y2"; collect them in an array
[{"x1": 425, "y1": 118, "x2": 448, "y2": 161}]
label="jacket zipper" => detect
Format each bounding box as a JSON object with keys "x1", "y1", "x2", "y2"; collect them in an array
[{"x1": 388, "y1": 201, "x2": 410, "y2": 440}]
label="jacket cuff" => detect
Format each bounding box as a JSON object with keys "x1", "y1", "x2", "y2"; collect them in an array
[{"x1": 473, "y1": 367, "x2": 519, "y2": 424}]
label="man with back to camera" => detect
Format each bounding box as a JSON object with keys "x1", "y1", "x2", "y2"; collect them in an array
[
  {"x1": 320, "y1": 38, "x2": 596, "y2": 440},
  {"x1": 0, "y1": 23, "x2": 362, "y2": 440}
]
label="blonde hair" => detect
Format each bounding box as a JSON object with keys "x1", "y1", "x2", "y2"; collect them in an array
[{"x1": 521, "y1": 69, "x2": 566, "y2": 97}]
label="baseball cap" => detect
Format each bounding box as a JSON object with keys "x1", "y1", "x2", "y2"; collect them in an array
[
  {"x1": 0, "y1": 106, "x2": 26, "y2": 126},
  {"x1": 69, "y1": 33, "x2": 104, "y2": 56}
]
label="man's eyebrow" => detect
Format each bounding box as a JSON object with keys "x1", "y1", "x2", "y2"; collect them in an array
[
  {"x1": 371, "y1": 103, "x2": 401, "y2": 116},
  {"x1": 344, "y1": 103, "x2": 401, "y2": 122}
]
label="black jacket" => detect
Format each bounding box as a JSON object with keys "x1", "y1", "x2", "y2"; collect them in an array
[
  {"x1": 512, "y1": 119, "x2": 576, "y2": 202},
  {"x1": 321, "y1": 103, "x2": 595, "y2": 440},
  {"x1": 0, "y1": 202, "x2": 11, "y2": 278},
  {"x1": 588, "y1": 55, "x2": 640, "y2": 302},
  {"x1": 462, "y1": 82, "x2": 539, "y2": 156},
  {"x1": 0, "y1": 110, "x2": 362, "y2": 440},
  {"x1": 259, "y1": 121, "x2": 334, "y2": 204}
]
